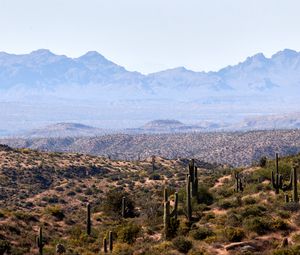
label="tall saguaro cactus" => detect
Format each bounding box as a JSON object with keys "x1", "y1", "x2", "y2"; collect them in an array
[
  {"x1": 121, "y1": 197, "x2": 126, "y2": 218},
  {"x1": 186, "y1": 175, "x2": 192, "y2": 222},
  {"x1": 103, "y1": 238, "x2": 107, "y2": 253},
  {"x1": 87, "y1": 203, "x2": 91, "y2": 235},
  {"x1": 234, "y1": 172, "x2": 244, "y2": 192},
  {"x1": 189, "y1": 159, "x2": 199, "y2": 198},
  {"x1": 109, "y1": 231, "x2": 113, "y2": 252},
  {"x1": 163, "y1": 188, "x2": 179, "y2": 239},
  {"x1": 272, "y1": 153, "x2": 283, "y2": 194},
  {"x1": 36, "y1": 227, "x2": 44, "y2": 255},
  {"x1": 292, "y1": 167, "x2": 299, "y2": 203}
]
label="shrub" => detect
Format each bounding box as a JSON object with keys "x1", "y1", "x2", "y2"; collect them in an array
[
  {"x1": 172, "y1": 236, "x2": 193, "y2": 254},
  {"x1": 243, "y1": 196, "x2": 257, "y2": 205},
  {"x1": 218, "y1": 199, "x2": 238, "y2": 209},
  {"x1": 45, "y1": 206, "x2": 65, "y2": 221},
  {"x1": 0, "y1": 240, "x2": 10, "y2": 254},
  {"x1": 223, "y1": 227, "x2": 245, "y2": 242},
  {"x1": 272, "y1": 218, "x2": 290, "y2": 231},
  {"x1": 226, "y1": 213, "x2": 242, "y2": 227},
  {"x1": 198, "y1": 186, "x2": 214, "y2": 205},
  {"x1": 241, "y1": 205, "x2": 267, "y2": 218},
  {"x1": 243, "y1": 217, "x2": 270, "y2": 234},
  {"x1": 117, "y1": 223, "x2": 141, "y2": 244},
  {"x1": 259, "y1": 156, "x2": 267, "y2": 167},
  {"x1": 149, "y1": 173, "x2": 161, "y2": 180},
  {"x1": 103, "y1": 189, "x2": 135, "y2": 217},
  {"x1": 112, "y1": 243, "x2": 134, "y2": 255},
  {"x1": 190, "y1": 227, "x2": 213, "y2": 240}
]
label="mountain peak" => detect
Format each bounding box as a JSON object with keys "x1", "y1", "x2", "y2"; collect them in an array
[
  {"x1": 271, "y1": 49, "x2": 298, "y2": 60},
  {"x1": 30, "y1": 49, "x2": 55, "y2": 56}
]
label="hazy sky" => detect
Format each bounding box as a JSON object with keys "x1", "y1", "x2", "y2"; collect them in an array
[{"x1": 0, "y1": 0, "x2": 299, "y2": 73}]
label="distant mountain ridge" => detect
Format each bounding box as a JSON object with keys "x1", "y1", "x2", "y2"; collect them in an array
[
  {"x1": 0, "y1": 48, "x2": 300, "y2": 132},
  {"x1": 0, "y1": 48, "x2": 300, "y2": 94}
]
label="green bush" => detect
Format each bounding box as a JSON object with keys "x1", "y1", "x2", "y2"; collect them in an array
[
  {"x1": 197, "y1": 186, "x2": 214, "y2": 205},
  {"x1": 0, "y1": 240, "x2": 10, "y2": 254},
  {"x1": 103, "y1": 189, "x2": 135, "y2": 217},
  {"x1": 172, "y1": 236, "x2": 193, "y2": 254},
  {"x1": 218, "y1": 199, "x2": 238, "y2": 209},
  {"x1": 190, "y1": 227, "x2": 213, "y2": 240},
  {"x1": 45, "y1": 206, "x2": 65, "y2": 220},
  {"x1": 117, "y1": 223, "x2": 141, "y2": 244},
  {"x1": 241, "y1": 204, "x2": 267, "y2": 218},
  {"x1": 223, "y1": 227, "x2": 245, "y2": 242},
  {"x1": 149, "y1": 173, "x2": 161, "y2": 180},
  {"x1": 243, "y1": 217, "x2": 270, "y2": 234},
  {"x1": 112, "y1": 243, "x2": 134, "y2": 255},
  {"x1": 272, "y1": 218, "x2": 289, "y2": 231}
]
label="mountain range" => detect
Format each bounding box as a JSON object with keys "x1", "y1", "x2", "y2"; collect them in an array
[{"x1": 0, "y1": 49, "x2": 300, "y2": 133}]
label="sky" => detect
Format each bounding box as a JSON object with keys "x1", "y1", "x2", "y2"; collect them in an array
[{"x1": 0, "y1": 0, "x2": 300, "y2": 74}]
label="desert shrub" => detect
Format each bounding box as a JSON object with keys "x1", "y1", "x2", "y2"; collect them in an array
[
  {"x1": 103, "y1": 189, "x2": 135, "y2": 218},
  {"x1": 216, "y1": 187, "x2": 234, "y2": 198},
  {"x1": 55, "y1": 186, "x2": 64, "y2": 192},
  {"x1": 243, "y1": 196, "x2": 257, "y2": 205},
  {"x1": 226, "y1": 213, "x2": 242, "y2": 227},
  {"x1": 149, "y1": 173, "x2": 161, "y2": 180},
  {"x1": 283, "y1": 202, "x2": 300, "y2": 212},
  {"x1": 243, "y1": 217, "x2": 270, "y2": 234},
  {"x1": 112, "y1": 243, "x2": 134, "y2": 255},
  {"x1": 45, "y1": 206, "x2": 65, "y2": 220},
  {"x1": 273, "y1": 245, "x2": 300, "y2": 255},
  {"x1": 190, "y1": 227, "x2": 214, "y2": 240},
  {"x1": 0, "y1": 240, "x2": 11, "y2": 254},
  {"x1": 218, "y1": 199, "x2": 238, "y2": 209},
  {"x1": 198, "y1": 186, "x2": 214, "y2": 205},
  {"x1": 42, "y1": 195, "x2": 59, "y2": 204},
  {"x1": 272, "y1": 218, "x2": 290, "y2": 231},
  {"x1": 223, "y1": 227, "x2": 245, "y2": 242},
  {"x1": 277, "y1": 210, "x2": 291, "y2": 220},
  {"x1": 117, "y1": 223, "x2": 141, "y2": 244},
  {"x1": 172, "y1": 236, "x2": 192, "y2": 254},
  {"x1": 13, "y1": 211, "x2": 37, "y2": 222},
  {"x1": 187, "y1": 250, "x2": 205, "y2": 255},
  {"x1": 259, "y1": 156, "x2": 267, "y2": 167},
  {"x1": 241, "y1": 204, "x2": 267, "y2": 218}
]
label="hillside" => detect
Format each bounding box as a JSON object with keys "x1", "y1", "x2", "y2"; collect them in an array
[
  {"x1": 18, "y1": 123, "x2": 107, "y2": 138},
  {"x1": 2, "y1": 129, "x2": 300, "y2": 166},
  {"x1": 2, "y1": 145, "x2": 300, "y2": 254}
]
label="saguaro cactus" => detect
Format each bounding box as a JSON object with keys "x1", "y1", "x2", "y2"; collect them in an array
[
  {"x1": 292, "y1": 167, "x2": 299, "y2": 203},
  {"x1": 36, "y1": 227, "x2": 44, "y2": 255},
  {"x1": 234, "y1": 172, "x2": 244, "y2": 193},
  {"x1": 121, "y1": 197, "x2": 126, "y2": 218},
  {"x1": 109, "y1": 231, "x2": 113, "y2": 252},
  {"x1": 103, "y1": 238, "x2": 107, "y2": 253},
  {"x1": 272, "y1": 153, "x2": 283, "y2": 194},
  {"x1": 186, "y1": 175, "x2": 192, "y2": 222},
  {"x1": 189, "y1": 159, "x2": 199, "y2": 197},
  {"x1": 87, "y1": 203, "x2": 91, "y2": 235},
  {"x1": 152, "y1": 155, "x2": 156, "y2": 172},
  {"x1": 163, "y1": 188, "x2": 179, "y2": 239}
]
